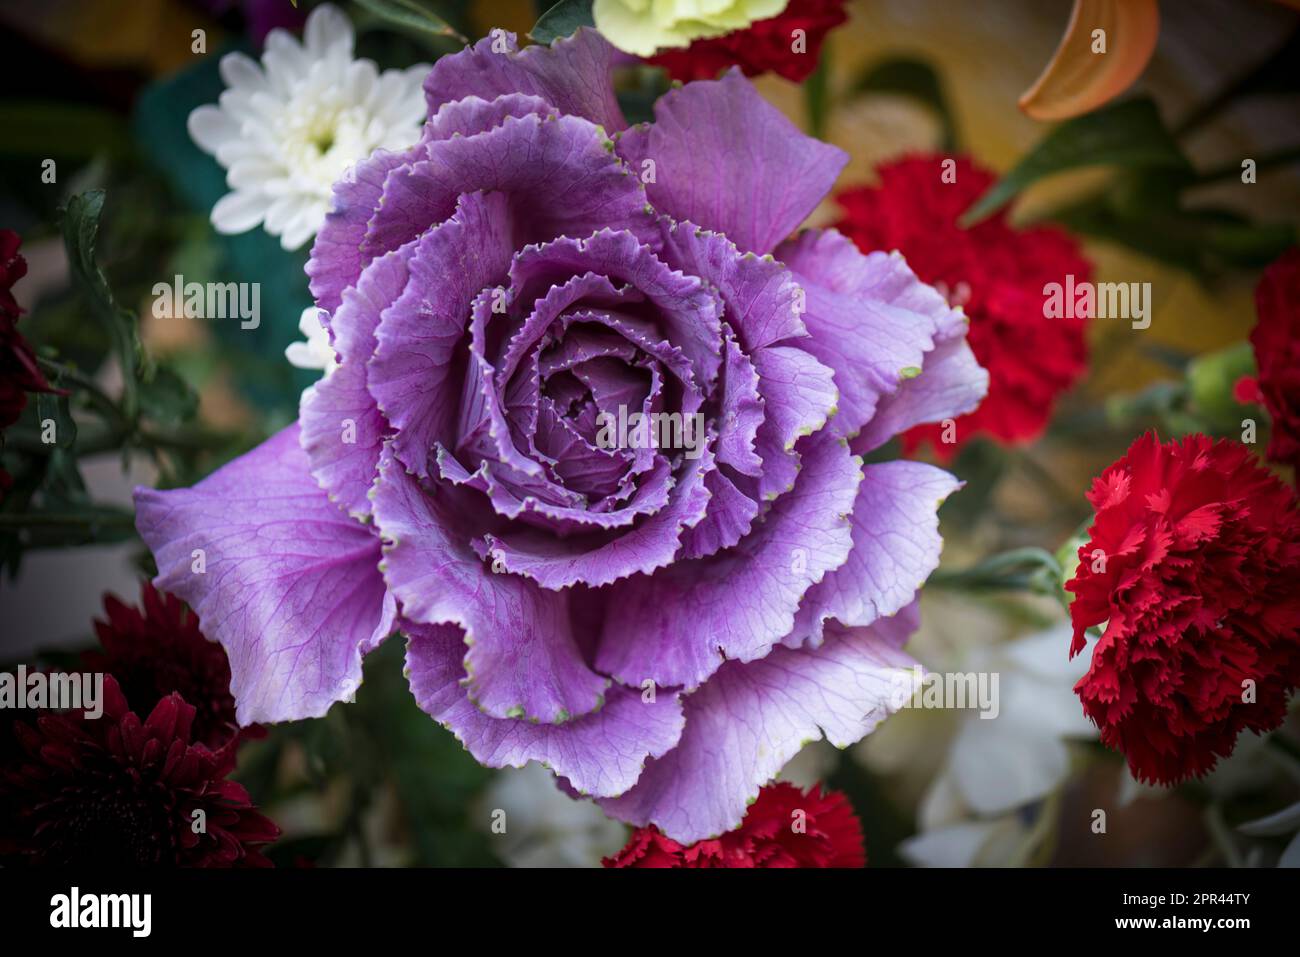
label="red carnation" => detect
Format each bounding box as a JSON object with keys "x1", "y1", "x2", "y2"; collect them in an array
[
  {"x1": 835, "y1": 154, "x2": 1092, "y2": 458},
  {"x1": 2, "y1": 674, "x2": 279, "y2": 867},
  {"x1": 647, "y1": 0, "x2": 848, "y2": 84},
  {"x1": 604, "y1": 782, "x2": 865, "y2": 868},
  {"x1": 1066, "y1": 432, "x2": 1300, "y2": 784},
  {"x1": 1247, "y1": 247, "x2": 1300, "y2": 472},
  {"x1": 0, "y1": 229, "x2": 59, "y2": 430},
  {"x1": 83, "y1": 583, "x2": 249, "y2": 749}
]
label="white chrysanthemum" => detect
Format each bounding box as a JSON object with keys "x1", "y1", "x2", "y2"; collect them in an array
[
  {"x1": 285, "y1": 307, "x2": 337, "y2": 376},
  {"x1": 188, "y1": 4, "x2": 429, "y2": 251}
]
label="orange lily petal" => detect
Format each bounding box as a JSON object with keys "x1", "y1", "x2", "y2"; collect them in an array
[{"x1": 1020, "y1": 0, "x2": 1161, "y2": 121}]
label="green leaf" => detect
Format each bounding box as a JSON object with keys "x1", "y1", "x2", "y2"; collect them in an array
[
  {"x1": 1050, "y1": 195, "x2": 1295, "y2": 273},
  {"x1": 1054, "y1": 516, "x2": 1094, "y2": 592},
  {"x1": 530, "y1": 0, "x2": 594, "y2": 45},
  {"x1": 1185, "y1": 341, "x2": 1256, "y2": 434},
  {"x1": 352, "y1": 0, "x2": 466, "y2": 42},
  {"x1": 138, "y1": 366, "x2": 200, "y2": 427},
  {"x1": 0, "y1": 505, "x2": 138, "y2": 544},
  {"x1": 60, "y1": 190, "x2": 153, "y2": 421},
  {"x1": 1104, "y1": 380, "x2": 1206, "y2": 438},
  {"x1": 963, "y1": 98, "x2": 1192, "y2": 225},
  {"x1": 850, "y1": 56, "x2": 958, "y2": 151},
  {"x1": 350, "y1": 641, "x2": 501, "y2": 866},
  {"x1": 927, "y1": 546, "x2": 1065, "y2": 602}
]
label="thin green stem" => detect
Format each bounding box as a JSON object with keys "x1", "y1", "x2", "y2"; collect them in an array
[
  {"x1": 804, "y1": 46, "x2": 831, "y2": 141},
  {"x1": 36, "y1": 356, "x2": 131, "y2": 437}
]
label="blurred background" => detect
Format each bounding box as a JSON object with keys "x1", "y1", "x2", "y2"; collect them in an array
[{"x1": 1, "y1": 0, "x2": 1298, "y2": 866}]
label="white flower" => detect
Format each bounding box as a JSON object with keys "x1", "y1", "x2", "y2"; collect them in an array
[
  {"x1": 593, "y1": 0, "x2": 788, "y2": 57},
  {"x1": 285, "y1": 307, "x2": 337, "y2": 376},
  {"x1": 188, "y1": 4, "x2": 428, "y2": 251}
]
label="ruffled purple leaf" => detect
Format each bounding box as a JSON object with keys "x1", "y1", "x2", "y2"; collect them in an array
[
  {"x1": 617, "y1": 71, "x2": 847, "y2": 255},
  {"x1": 599, "y1": 610, "x2": 919, "y2": 843},
  {"x1": 423, "y1": 28, "x2": 626, "y2": 133},
  {"x1": 406, "y1": 620, "x2": 685, "y2": 798},
  {"x1": 365, "y1": 113, "x2": 657, "y2": 262},
  {"x1": 300, "y1": 247, "x2": 409, "y2": 518},
  {"x1": 133, "y1": 426, "x2": 395, "y2": 724},
  {"x1": 785, "y1": 461, "x2": 960, "y2": 649},
  {"x1": 776, "y1": 229, "x2": 987, "y2": 442},
  {"x1": 371, "y1": 445, "x2": 608, "y2": 722},
  {"x1": 594, "y1": 431, "x2": 862, "y2": 690}
]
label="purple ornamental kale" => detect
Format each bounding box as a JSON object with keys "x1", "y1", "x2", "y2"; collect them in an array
[{"x1": 134, "y1": 28, "x2": 988, "y2": 843}]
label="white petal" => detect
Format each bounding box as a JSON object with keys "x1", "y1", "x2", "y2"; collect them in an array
[
  {"x1": 261, "y1": 36, "x2": 309, "y2": 94},
  {"x1": 216, "y1": 88, "x2": 258, "y2": 124},
  {"x1": 951, "y1": 719, "x2": 1070, "y2": 815},
  {"x1": 1010, "y1": 673, "x2": 1097, "y2": 739},
  {"x1": 918, "y1": 768, "x2": 968, "y2": 831},
  {"x1": 1003, "y1": 622, "x2": 1087, "y2": 682},
  {"x1": 263, "y1": 194, "x2": 301, "y2": 237},
  {"x1": 346, "y1": 59, "x2": 377, "y2": 106},
  {"x1": 298, "y1": 307, "x2": 324, "y2": 338},
  {"x1": 277, "y1": 198, "x2": 325, "y2": 250},
  {"x1": 245, "y1": 90, "x2": 286, "y2": 127},
  {"x1": 900, "y1": 822, "x2": 1000, "y2": 868},
  {"x1": 305, "y1": 3, "x2": 354, "y2": 56},
  {"x1": 187, "y1": 105, "x2": 240, "y2": 156},
  {"x1": 219, "y1": 51, "x2": 267, "y2": 91},
  {"x1": 214, "y1": 139, "x2": 262, "y2": 169},
  {"x1": 286, "y1": 340, "x2": 325, "y2": 371},
  {"x1": 227, "y1": 160, "x2": 282, "y2": 190},
  {"x1": 280, "y1": 214, "x2": 318, "y2": 252},
  {"x1": 210, "y1": 190, "x2": 266, "y2": 234}
]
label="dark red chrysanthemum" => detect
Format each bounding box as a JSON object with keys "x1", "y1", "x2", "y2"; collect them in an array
[
  {"x1": 604, "y1": 782, "x2": 865, "y2": 868},
  {"x1": 1246, "y1": 247, "x2": 1300, "y2": 472},
  {"x1": 835, "y1": 154, "x2": 1091, "y2": 458},
  {"x1": 0, "y1": 229, "x2": 59, "y2": 430},
  {"x1": 83, "y1": 583, "x2": 247, "y2": 749},
  {"x1": 647, "y1": 0, "x2": 848, "y2": 83},
  {"x1": 2, "y1": 675, "x2": 279, "y2": 867},
  {"x1": 1066, "y1": 432, "x2": 1300, "y2": 784}
]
